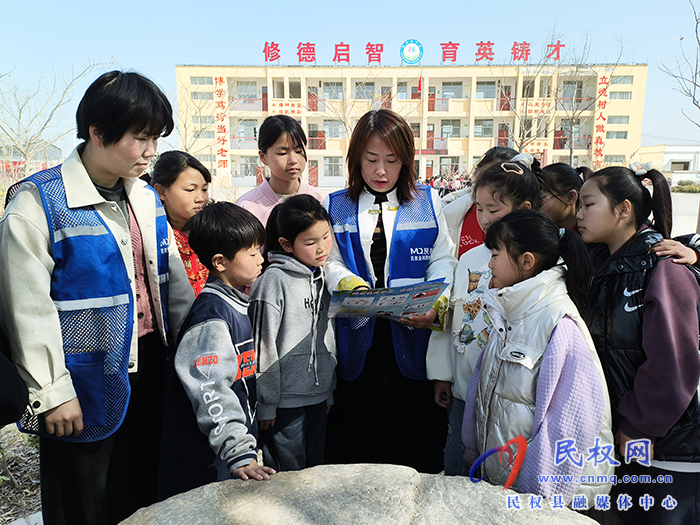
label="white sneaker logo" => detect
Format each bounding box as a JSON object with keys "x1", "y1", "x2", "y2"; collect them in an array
[{"x1": 623, "y1": 287, "x2": 643, "y2": 312}]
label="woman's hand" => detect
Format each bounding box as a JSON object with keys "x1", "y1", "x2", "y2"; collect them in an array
[{"x1": 401, "y1": 308, "x2": 437, "y2": 329}]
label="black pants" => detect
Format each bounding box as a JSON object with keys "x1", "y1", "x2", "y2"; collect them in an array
[
  {"x1": 326, "y1": 320, "x2": 447, "y2": 473},
  {"x1": 40, "y1": 333, "x2": 166, "y2": 525},
  {"x1": 260, "y1": 401, "x2": 327, "y2": 472}
]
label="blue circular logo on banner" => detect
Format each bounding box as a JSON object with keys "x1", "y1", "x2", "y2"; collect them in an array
[{"x1": 400, "y1": 40, "x2": 423, "y2": 65}]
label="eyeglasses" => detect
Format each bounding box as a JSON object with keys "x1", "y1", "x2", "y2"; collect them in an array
[{"x1": 540, "y1": 193, "x2": 568, "y2": 205}]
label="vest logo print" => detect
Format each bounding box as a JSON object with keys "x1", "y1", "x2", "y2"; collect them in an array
[
  {"x1": 410, "y1": 246, "x2": 433, "y2": 262},
  {"x1": 470, "y1": 435, "x2": 527, "y2": 490},
  {"x1": 194, "y1": 354, "x2": 219, "y2": 379},
  {"x1": 622, "y1": 287, "x2": 643, "y2": 313}
]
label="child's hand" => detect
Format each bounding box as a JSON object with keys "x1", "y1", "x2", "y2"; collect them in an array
[
  {"x1": 401, "y1": 308, "x2": 437, "y2": 329},
  {"x1": 434, "y1": 381, "x2": 453, "y2": 408},
  {"x1": 616, "y1": 430, "x2": 654, "y2": 461},
  {"x1": 232, "y1": 459, "x2": 275, "y2": 481},
  {"x1": 650, "y1": 240, "x2": 699, "y2": 265},
  {"x1": 258, "y1": 418, "x2": 276, "y2": 431}
]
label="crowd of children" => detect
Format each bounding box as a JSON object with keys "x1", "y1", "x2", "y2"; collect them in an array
[{"x1": 1, "y1": 71, "x2": 700, "y2": 525}]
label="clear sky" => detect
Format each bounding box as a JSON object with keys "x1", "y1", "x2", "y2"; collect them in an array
[{"x1": 1, "y1": 0, "x2": 698, "y2": 155}]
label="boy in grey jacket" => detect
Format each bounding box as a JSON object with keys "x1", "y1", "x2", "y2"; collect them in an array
[
  {"x1": 159, "y1": 203, "x2": 275, "y2": 500},
  {"x1": 250, "y1": 195, "x2": 337, "y2": 471}
]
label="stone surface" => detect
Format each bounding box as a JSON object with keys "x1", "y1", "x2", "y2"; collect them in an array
[{"x1": 121, "y1": 464, "x2": 597, "y2": 525}]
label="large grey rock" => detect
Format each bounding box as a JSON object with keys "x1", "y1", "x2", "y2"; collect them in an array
[{"x1": 121, "y1": 464, "x2": 597, "y2": 524}]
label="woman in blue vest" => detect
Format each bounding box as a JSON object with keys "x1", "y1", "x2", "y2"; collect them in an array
[
  {"x1": 324, "y1": 109, "x2": 457, "y2": 473},
  {"x1": 0, "y1": 71, "x2": 194, "y2": 525}
]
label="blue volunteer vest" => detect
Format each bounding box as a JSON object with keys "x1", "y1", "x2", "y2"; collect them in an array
[
  {"x1": 6, "y1": 166, "x2": 171, "y2": 442},
  {"x1": 328, "y1": 185, "x2": 438, "y2": 380}
]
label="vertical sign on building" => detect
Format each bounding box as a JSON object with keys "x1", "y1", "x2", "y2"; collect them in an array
[
  {"x1": 214, "y1": 75, "x2": 231, "y2": 182},
  {"x1": 592, "y1": 73, "x2": 609, "y2": 170}
]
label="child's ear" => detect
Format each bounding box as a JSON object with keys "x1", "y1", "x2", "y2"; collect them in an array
[
  {"x1": 258, "y1": 150, "x2": 268, "y2": 166},
  {"x1": 211, "y1": 254, "x2": 227, "y2": 272},
  {"x1": 566, "y1": 190, "x2": 578, "y2": 206},
  {"x1": 154, "y1": 183, "x2": 166, "y2": 200},
  {"x1": 520, "y1": 251, "x2": 537, "y2": 273},
  {"x1": 520, "y1": 201, "x2": 532, "y2": 210},
  {"x1": 278, "y1": 237, "x2": 293, "y2": 253},
  {"x1": 617, "y1": 199, "x2": 633, "y2": 221}
]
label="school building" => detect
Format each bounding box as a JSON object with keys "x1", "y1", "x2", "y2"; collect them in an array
[{"x1": 175, "y1": 63, "x2": 648, "y2": 197}]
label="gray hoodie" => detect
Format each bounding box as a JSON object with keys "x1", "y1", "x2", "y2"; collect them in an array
[{"x1": 250, "y1": 252, "x2": 337, "y2": 421}]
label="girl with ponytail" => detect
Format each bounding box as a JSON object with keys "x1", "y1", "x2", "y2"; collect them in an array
[
  {"x1": 461, "y1": 210, "x2": 613, "y2": 505},
  {"x1": 579, "y1": 165, "x2": 700, "y2": 524}
]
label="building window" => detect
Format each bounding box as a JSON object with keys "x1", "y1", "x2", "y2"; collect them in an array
[
  {"x1": 439, "y1": 157, "x2": 459, "y2": 177},
  {"x1": 287, "y1": 81, "x2": 301, "y2": 99},
  {"x1": 238, "y1": 119, "x2": 258, "y2": 138},
  {"x1": 539, "y1": 77, "x2": 552, "y2": 98},
  {"x1": 191, "y1": 91, "x2": 213, "y2": 101},
  {"x1": 324, "y1": 156, "x2": 343, "y2": 177},
  {"x1": 190, "y1": 77, "x2": 213, "y2": 85},
  {"x1": 606, "y1": 131, "x2": 628, "y2": 140},
  {"x1": 476, "y1": 82, "x2": 496, "y2": 99},
  {"x1": 355, "y1": 82, "x2": 375, "y2": 99},
  {"x1": 193, "y1": 130, "x2": 215, "y2": 139},
  {"x1": 442, "y1": 82, "x2": 463, "y2": 99},
  {"x1": 522, "y1": 78, "x2": 535, "y2": 98},
  {"x1": 192, "y1": 116, "x2": 215, "y2": 125},
  {"x1": 607, "y1": 116, "x2": 630, "y2": 125},
  {"x1": 521, "y1": 118, "x2": 533, "y2": 140},
  {"x1": 323, "y1": 120, "x2": 344, "y2": 138},
  {"x1": 473, "y1": 119, "x2": 493, "y2": 138},
  {"x1": 440, "y1": 119, "x2": 461, "y2": 138},
  {"x1": 273, "y1": 79, "x2": 284, "y2": 99},
  {"x1": 609, "y1": 91, "x2": 632, "y2": 100},
  {"x1": 671, "y1": 161, "x2": 690, "y2": 171},
  {"x1": 411, "y1": 86, "x2": 421, "y2": 99},
  {"x1": 397, "y1": 82, "x2": 408, "y2": 100},
  {"x1": 194, "y1": 154, "x2": 213, "y2": 163},
  {"x1": 237, "y1": 81, "x2": 256, "y2": 99},
  {"x1": 562, "y1": 81, "x2": 583, "y2": 100},
  {"x1": 537, "y1": 117, "x2": 549, "y2": 137},
  {"x1": 240, "y1": 156, "x2": 258, "y2": 177},
  {"x1": 323, "y1": 82, "x2": 343, "y2": 100},
  {"x1": 610, "y1": 76, "x2": 633, "y2": 85},
  {"x1": 411, "y1": 123, "x2": 420, "y2": 138},
  {"x1": 604, "y1": 155, "x2": 626, "y2": 164}
]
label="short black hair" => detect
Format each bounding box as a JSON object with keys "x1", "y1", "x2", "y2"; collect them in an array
[
  {"x1": 258, "y1": 115, "x2": 307, "y2": 159},
  {"x1": 185, "y1": 202, "x2": 265, "y2": 270},
  {"x1": 150, "y1": 150, "x2": 212, "y2": 188},
  {"x1": 76, "y1": 71, "x2": 174, "y2": 146}
]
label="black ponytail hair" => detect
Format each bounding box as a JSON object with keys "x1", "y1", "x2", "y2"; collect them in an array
[
  {"x1": 484, "y1": 209, "x2": 591, "y2": 310},
  {"x1": 539, "y1": 162, "x2": 583, "y2": 198},
  {"x1": 473, "y1": 155, "x2": 542, "y2": 210},
  {"x1": 587, "y1": 166, "x2": 672, "y2": 238},
  {"x1": 264, "y1": 194, "x2": 330, "y2": 267}
]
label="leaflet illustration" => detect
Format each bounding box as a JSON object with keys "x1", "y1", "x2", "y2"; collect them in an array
[{"x1": 328, "y1": 280, "x2": 450, "y2": 321}]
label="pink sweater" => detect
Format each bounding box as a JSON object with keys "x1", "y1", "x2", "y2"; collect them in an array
[{"x1": 236, "y1": 178, "x2": 325, "y2": 226}]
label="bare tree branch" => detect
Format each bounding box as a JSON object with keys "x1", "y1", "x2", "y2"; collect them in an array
[
  {"x1": 660, "y1": 0, "x2": 700, "y2": 129},
  {"x1": 0, "y1": 60, "x2": 108, "y2": 181}
]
